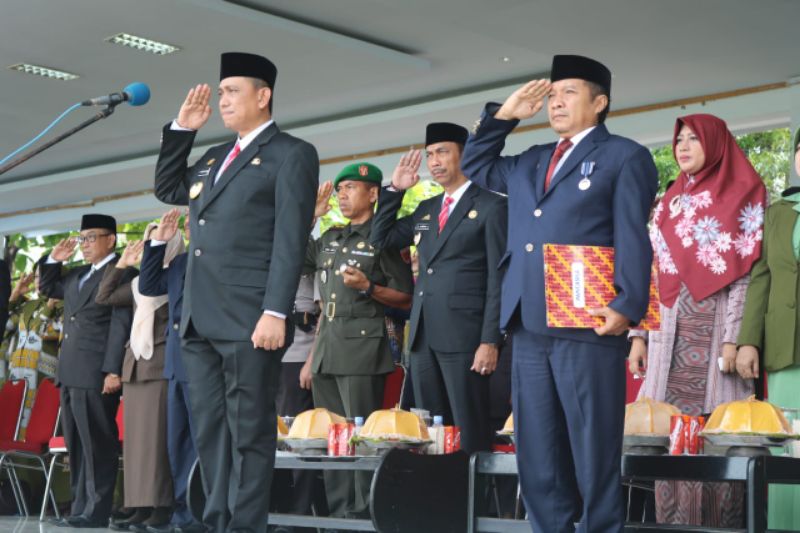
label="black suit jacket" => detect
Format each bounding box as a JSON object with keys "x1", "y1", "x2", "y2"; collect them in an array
[
  {"x1": 371, "y1": 184, "x2": 507, "y2": 353},
  {"x1": 0, "y1": 259, "x2": 10, "y2": 334},
  {"x1": 154, "y1": 122, "x2": 319, "y2": 341},
  {"x1": 38, "y1": 255, "x2": 136, "y2": 390}
]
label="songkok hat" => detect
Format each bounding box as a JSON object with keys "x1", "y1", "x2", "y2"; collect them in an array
[
  {"x1": 80, "y1": 214, "x2": 117, "y2": 234},
  {"x1": 551, "y1": 55, "x2": 611, "y2": 94},
  {"x1": 220, "y1": 52, "x2": 277, "y2": 87},
  {"x1": 425, "y1": 122, "x2": 468, "y2": 147},
  {"x1": 333, "y1": 163, "x2": 383, "y2": 189}
]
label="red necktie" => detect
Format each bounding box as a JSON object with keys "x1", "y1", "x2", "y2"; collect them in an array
[
  {"x1": 544, "y1": 138, "x2": 573, "y2": 191},
  {"x1": 220, "y1": 142, "x2": 241, "y2": 175},
  {"x1": 438, "y1": 196, "x2": 454, "y2": 234}
]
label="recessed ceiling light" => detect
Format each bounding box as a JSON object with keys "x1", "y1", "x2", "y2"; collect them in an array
[
  {"x1": 7, "y1": 63, "x2": 80, "y2": 80},
  {"x1": 501, "y1": 57, "x2": 512, "y2": 63},
  {"x1": 106, "y1": 33, "x2": 180, "y2": 55}
]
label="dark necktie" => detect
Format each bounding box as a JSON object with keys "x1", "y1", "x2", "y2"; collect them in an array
[
  {"x1": 79, "y1": 267, "x2": 96, "y2": 291},
  {"x1": 544, "y1": 138, "x2": 573, "y2": 192}
]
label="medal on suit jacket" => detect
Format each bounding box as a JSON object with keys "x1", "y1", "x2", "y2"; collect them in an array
[
  {"x1": 189, "y1": 181, "x2": 204, "y2": 199},
  {"x1": 578, "y1": 161, "x2": 596, "y2": 191}
]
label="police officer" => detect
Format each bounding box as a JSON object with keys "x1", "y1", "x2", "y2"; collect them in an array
[{"x1": 308, "y1": 163, "x2": 413, "y2": 518}]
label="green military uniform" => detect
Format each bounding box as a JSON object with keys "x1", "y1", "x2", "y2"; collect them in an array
[{"x1": 307, "y1": 163, "x2": 414, "y2": 517}]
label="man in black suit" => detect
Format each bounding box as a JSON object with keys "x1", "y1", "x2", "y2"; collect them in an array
[
  {"x1": 371, "y1": 123, "x2": 507, "y2": 454},
  {"x1": 154, "y1": 52, "x2": 318, "y2": 532},
  {"x1": 38, "y1": 213, "x2": 135, "y2": 528}
]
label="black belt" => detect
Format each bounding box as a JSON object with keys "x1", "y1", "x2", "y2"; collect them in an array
[{"x1": 293, "y1": 311, "x2": 319, "y2": 333}]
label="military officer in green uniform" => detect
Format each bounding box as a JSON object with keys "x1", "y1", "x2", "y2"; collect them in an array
[{"x1": 308, "y1": 162, "x2": 413, "y2": 518}]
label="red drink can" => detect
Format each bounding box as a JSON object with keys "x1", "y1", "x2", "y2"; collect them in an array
[
  {"x1": 338, "y1": 423, "x2": 355, "y2": 456},
  {"x1": 327, "y1": 424, "x2": 340, "y2": 456},
  {"x1": 453, "y1": 426, "x2": 461, "y2": 452},
  {"x1": 687, "y1": 416, "x2": 705, "y2": 455},
  {"x1": 669, "y1": 414, "x2": 685, "y2": 455},
  {"x1": 444, "y1": 426, "x2": 454, "y2": 454}
]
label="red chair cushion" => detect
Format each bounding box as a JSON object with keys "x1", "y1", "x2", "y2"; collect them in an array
[
  {"x1": 382, "y1": 365, "x2": 405, "y2": 409},
  {"x1": 48, "y1": 436, "x2": 66, "y2": 450},
  {"x1": 0, "y1": 439, "x2": 46, "y2": 454},
  {"x1": 23, "y1": 379, "x2": 60, "y2": 447},
  {"x1": 0, "y1": 380, "x2": 26, "y2": 441}
]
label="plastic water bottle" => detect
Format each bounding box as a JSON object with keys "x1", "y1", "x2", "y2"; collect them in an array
[
  {"x1": 354, "y1": 416, "x2": 364, "y2": 435},
  {"x1": 431, "y1": 416, "x2": 445, "y2": 454}
]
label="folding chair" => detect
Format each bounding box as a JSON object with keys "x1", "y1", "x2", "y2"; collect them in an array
[
  {"x1": 40, "y1": 396, "x2": 125, "y2": 521},
  {"x1": 0, "y1": 379, "x2": 29, "y2": 515},
  {"x1": 0, "y1": 378, "x2": 60, "y2": 517}
]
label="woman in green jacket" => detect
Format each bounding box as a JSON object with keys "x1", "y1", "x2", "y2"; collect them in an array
[{"x1": 737, "y1": 127, "x2": 800, "y2": 529}]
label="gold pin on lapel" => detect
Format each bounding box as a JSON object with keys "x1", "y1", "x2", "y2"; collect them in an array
[
  {"x1": 189, "y1": 182, "x2": 204, "y2": 199},
  {"x1": 357, "y1": 242, "x2": 365, "y2": 249},
  {"x1": 251, "y1": 157, "x2": 261, "y2": 165},
  {"x1": 206, "y1": 158, "x2": 216, "y2": 166},
  {"x1": 422, "y1": 214, "x2": 431, "y2": 221},
  {"x1": 468, "y1": 210, "x2": 478, "y2": 219}
]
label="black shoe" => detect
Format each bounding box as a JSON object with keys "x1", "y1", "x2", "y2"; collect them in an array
[
  {"x1": 66, "y1": 515, "x2": 110, "y2": 528},
  {"x1": 48, "y1": 517, "x2": 70, "y2": 527}
]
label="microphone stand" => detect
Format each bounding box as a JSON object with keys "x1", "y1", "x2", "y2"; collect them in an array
[{"x1": 0, "y1": 105, "x2": 116, "y2": 176}]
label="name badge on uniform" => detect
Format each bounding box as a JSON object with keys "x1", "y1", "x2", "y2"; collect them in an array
[
  {"x1": 578, "y1": 161, "x2": 596, "y2": 191},
  {"x1": 414, "y1": 223, "x2": 431, "y2": 232},
  {"x1": 197, "y1": 168, "x2": 211, "y2": 177},
  {"x1": 189, "y1": 182, "x2": 204, "y2": 199}
]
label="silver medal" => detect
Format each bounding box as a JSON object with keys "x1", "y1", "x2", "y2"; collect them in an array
[{"x1": 578, "y1": 178, "x2": 591, "y2": 191}]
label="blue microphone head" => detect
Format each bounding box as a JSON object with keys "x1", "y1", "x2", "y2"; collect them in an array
[{"x1": 123, "y1": 82, "x2": 150, "y2": 106}]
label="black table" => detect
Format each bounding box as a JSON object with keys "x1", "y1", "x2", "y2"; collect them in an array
[
  {"x1": 622, "y1": 454, "x2": 800, "y2": 533},
  {"x1": 188, "y1": 448, "x2": 469, "y2": 532}
]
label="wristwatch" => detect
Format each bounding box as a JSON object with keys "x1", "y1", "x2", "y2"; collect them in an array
[{"x1": 360, "y1": 281, "x2": 375, "y2": 298}]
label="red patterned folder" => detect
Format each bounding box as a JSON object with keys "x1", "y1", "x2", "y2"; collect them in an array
[{"x1": 543, "y1": 244, "x2": 661, "y2": 330}]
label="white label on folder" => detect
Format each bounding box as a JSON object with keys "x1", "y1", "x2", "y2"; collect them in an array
[{"x1": 571, "y1": 261, "x2": 586, "y2": 308}]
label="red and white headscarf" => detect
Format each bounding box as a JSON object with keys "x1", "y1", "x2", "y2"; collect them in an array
[{"x1": 651, "y1": 114, "x2": 767, "y2": 308}]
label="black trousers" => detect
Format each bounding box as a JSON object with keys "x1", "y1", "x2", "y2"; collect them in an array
[
  {"x1": 410, "y1": 321, "x2": 492, "y2": 454},
  {"x1": 182, "y1": 327, "x2": 283, "y2": 533},
  {"x1": 60, "y1": 386, "x2": 120, "y2": 522}
]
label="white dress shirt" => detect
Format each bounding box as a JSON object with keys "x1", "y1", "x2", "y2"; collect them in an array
[{"x1": 552, "y1": 125, "x2": 596, "y2": 176}]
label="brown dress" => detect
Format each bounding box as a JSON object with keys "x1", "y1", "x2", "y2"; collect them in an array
[{"x1": 96, "y1": 266, "x2": 173, "y2": 507}]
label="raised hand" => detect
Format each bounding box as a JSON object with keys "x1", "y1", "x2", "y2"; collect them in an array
[
  {"x1": 117, "y1": 240, "x2": 144, "y2": 268},
  {"x1": 495, "y1": 79, "x2": 551, "y2": 121},
  {"x1": 151, "y1": 208, "x2": 181, "y2": 242},
  {"x1": 177, "y1": 84, "x2": 213, "y2": 130},
  {"x1": 10, "y1": 272, "x2": 35, "y2": 302},
  {"x1": 391, "y1": 149, "x2": 422, "y2": 191},
  {"x1": 50, "y1": 238, "x2": 78, "y2": 262},
  {"x1": 315, "y1": 181, "x2": 334, "y2": 218}
]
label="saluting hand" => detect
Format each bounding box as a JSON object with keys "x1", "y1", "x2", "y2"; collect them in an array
[
  {"x1": 391, "y1": 149, "x2": 422, "y2": 191},
  {"x1": 117, "y1": 240, "x2": 144, "y2": 269},
  {"x1": 495, "y1": 79, "x2": 551, "y2": 121},
  {"x1": 252, "y1": 314, "x2": 286, "y2": 351},
  {"x1": 10, "y1": 272, "x2": 35, "y2": 302},
  {"x1": 588, "y1": 306, "x2": 630, "y2": 336},
  {"x1": 152, "y1": 208, "x2": 181, "y2": 242},
  {"x1": 315, "y1": 181, "x2": 334, "y2": 218},
  {"x1": 177, "y1": 84, "x2": 213, "y2": 130},
  {"x1": 50, "y1": 237, "x2": 78, "y2": 262}
]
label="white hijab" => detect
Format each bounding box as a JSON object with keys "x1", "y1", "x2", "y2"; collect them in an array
[{"x1": 129, "y1": 225, "x2": 185, "y2": 360}]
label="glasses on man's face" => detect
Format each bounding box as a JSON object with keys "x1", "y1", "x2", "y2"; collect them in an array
[{"x1": 76, "y1": 232, "x2": 111, "y2": 244}]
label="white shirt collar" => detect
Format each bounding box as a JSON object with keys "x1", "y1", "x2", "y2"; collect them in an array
[
  {"x1": 557, "y1": 125, "x2": 596, "y2": 149},
  {"x1": 443, "y1": 180, "x2": 472, "y2": 210},
  {"x1": 91, "y1": 252, "x2": 117, "y2": 271},
  {"x1": 236, "y1": 119, "x2": 274, "y2": 151}
]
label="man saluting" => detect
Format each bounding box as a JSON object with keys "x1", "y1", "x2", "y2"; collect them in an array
[{"x1": 154, "y1": 52, "x2": 318, "y2": 532}]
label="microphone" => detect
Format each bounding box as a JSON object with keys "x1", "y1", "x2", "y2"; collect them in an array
[{"x1": 81, "y1": 82, "x2": 151, "y2": 107}]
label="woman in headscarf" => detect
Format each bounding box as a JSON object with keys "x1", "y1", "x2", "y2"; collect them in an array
[
  {"x1": 96, "y1": 224, "x2": 184, "y2": 532},
  {"x1": 736, "y1": 126, "x2": 800, "y2": 529},
  {"x1": 628, "y1": 113, "x2": 767, "y2": 527}
]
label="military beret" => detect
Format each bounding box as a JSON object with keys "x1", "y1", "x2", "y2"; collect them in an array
[
  {"x1": 333, "y1": 163, "x2": 383, "y2": 189},
  {"x1": 220, "y1": 52, "x2": 277, "y2": 87},
  {"x1": 425, "y1": 122, "x2": 468, "y2": 147},
  {"x1": 80, "y1": 214, "x2": 117, "y2": 234},
  {"x1": 551, "y1": 54, "x2": 611, "y2": 95}
]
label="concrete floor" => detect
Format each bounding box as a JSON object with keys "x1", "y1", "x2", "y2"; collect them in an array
[{"x1": 0, "y1": 516, "x2": 116, "y2": 532}]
